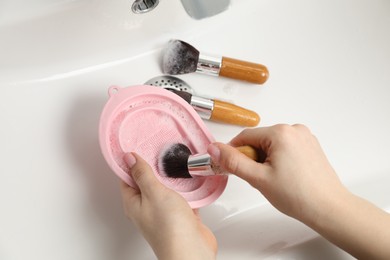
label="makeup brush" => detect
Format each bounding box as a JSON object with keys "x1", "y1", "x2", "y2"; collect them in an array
[
  {"x1": 168, "y1": 88, "x2": 260, "y2": 127},
  {"x1": 145, "y1": 75, "x2": 260, "y2": 126},
  {"x1": 162, "y1": 39, "x2": 269, "y2": 84},
  {"x1": 160, "y1": 143, "x2": 259, "y2": 178}
]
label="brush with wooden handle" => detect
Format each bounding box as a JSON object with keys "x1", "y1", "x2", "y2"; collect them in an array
[
  {"x1": 160, "y1": 143, "x2": 260, "y2": 178},
  {"x1": 166, "y1": 88, "x2": 260, "y2": 127},
  {"x1": 162, "y1": 39, "x2": 269, "y2": 84}
]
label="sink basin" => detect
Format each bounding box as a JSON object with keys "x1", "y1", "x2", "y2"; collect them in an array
[{"x1": 1, "y1": 0, "x2": 390, "y2": 259}]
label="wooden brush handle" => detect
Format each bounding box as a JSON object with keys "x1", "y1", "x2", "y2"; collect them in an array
[
  {"x1": 210, "y1": 100, "x2": 260, "y2": 127},
  {"x1": 236, "y1": 146, "x2": 259, "y2": 161},
  {"x1": 219, "y1": 57, "x2": 269, "y2": 84}
]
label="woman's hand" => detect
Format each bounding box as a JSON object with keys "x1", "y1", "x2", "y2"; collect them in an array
[
  {"x1": 208, "y1": 124, "x2": 343, "y2": 222},
  {"x1": 120, "y1": 153, "x2": 217, "y2": 260},
  {"x1": 209, "y1": 124, "x2": 390, "y2": 259}
]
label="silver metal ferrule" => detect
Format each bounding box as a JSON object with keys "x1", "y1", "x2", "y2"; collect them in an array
[
  {"x1": 196, "y1": 53, "x2": 222, "y2": 76},
  {"x1": 187, "y1": 154, "x2": 215, "y2": 177},
  {"x1": 190, "y1": 95, "x2": 214, "y2": 119}
]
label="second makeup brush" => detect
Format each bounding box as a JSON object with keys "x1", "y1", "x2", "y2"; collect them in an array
[{"x1": 145, "y1": 75, "x2": 260, "y2": 127}]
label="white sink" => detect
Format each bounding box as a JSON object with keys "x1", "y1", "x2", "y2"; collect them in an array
[{"x1": 1, "y1": 0, "x2": 390, "y2": 259}]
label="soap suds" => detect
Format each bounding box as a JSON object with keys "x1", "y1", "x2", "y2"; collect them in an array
[{"x1": 162, "y1": 40, "x2": 199, "y2": 74}]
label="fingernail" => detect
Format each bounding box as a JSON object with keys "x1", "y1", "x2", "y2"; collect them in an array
[
  {"x1": 207, "y1": 143, "x2": 221, "y2": 162},
  {"x1": 124, "y1": 153, "x2": 136, "y2": 168}
]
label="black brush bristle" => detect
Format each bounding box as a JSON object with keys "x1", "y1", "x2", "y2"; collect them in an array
[
  {"x1": 162, "y1": 40, "x2": 199, "y2": 75},
  {"x1": 161, "y1": 143, "x2": 193, "y2": 178},
  {"x1": 165, "y1": 88, "x2": 192, "y2": 104}
]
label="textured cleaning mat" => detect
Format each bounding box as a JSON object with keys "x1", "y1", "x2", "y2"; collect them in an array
[{"x1": 99, "y1": 85, "x2": 228, "y2": 208}]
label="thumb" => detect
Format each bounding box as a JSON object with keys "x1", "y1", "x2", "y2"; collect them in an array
[
  {"x1": 208, "y1": 143, "x2": 267, "y2": 185},
  {"x1": 124, "y1": 152, "x2": 162, "y2": 196}
]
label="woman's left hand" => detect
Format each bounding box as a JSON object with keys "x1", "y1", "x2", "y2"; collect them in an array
[{"x1": 120, "y1": 152, "x2": 217, "y2": 260}]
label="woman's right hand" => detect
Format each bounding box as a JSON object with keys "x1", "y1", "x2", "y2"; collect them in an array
[
  {"x1": 207, "y1": 124, "x2": 345, "y2": 223},
  {"x1": 208, "y1": 124, "x2": 390, "y2": 260}
]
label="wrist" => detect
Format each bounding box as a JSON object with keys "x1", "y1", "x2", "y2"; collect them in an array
[
  {"x1": 156, "y1": 246, "x2": 215, "y2": 260},
  {"x1": 299, "y1": 183, "x2": 351, "y2": 229}
]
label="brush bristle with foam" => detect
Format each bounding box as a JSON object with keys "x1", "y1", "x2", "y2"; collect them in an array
[
  {"x1": 161, "y1": 143, "x2": 193, "y2": 178},
  {"x1": 162, "y1": 40, "x2": 199, "y2": 75}
]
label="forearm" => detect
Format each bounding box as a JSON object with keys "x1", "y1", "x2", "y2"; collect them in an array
[
  {"x1": 306, "y1": 188, "x2": 390, "y2": 259},
  {"x1": 150, "y1": 231, "x2": 216, "y2": 260},
  {"x1": 156, "y1": 242, "x2": 215, "y2": 260}
]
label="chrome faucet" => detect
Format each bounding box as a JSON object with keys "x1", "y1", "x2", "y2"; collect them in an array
[
  {"x1": 131, "y1": 0, "x2": 230, "y2": 19},
  {"x1": 131, "y1": 0, "x2": 160, "y2": 14}
]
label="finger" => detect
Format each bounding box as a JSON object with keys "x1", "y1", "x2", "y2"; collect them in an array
[
  {"x1": 124, "y1": 152, "x2": 162, "y2": 197},
  {"x1": 193, "y1": 209, "x2": 201, "y2": 220},
  {"x1": 193, "y1": 209, "x2": 199, "y2": 215},
  {"x1": 292, "y1": 123, "x2": 312, "y2": 134},
  {"x1": 119, "y1": 180, "x2": 141, "y2": 214},
  {"x1": 208, "y1": 143, "x2": 270, "y2": 185},
  {"x1": 120, "y1": 180, "x2": 140, "y2": 202},
  {"x1": 229, "y1": 127, "x2": 275, "y2": 152}
]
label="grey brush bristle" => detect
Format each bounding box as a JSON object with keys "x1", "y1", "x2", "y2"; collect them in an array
[
  {"x1": 161, "y1": 143, "x2": 193, "y2": 178},
  {"x1": 162, "y1": 40, "x2": 199, "y2": 75}
]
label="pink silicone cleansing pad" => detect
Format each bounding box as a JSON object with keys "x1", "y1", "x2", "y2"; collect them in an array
[{"x1": 99, "y1": 85, "x2": 228, "y2": 208}]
